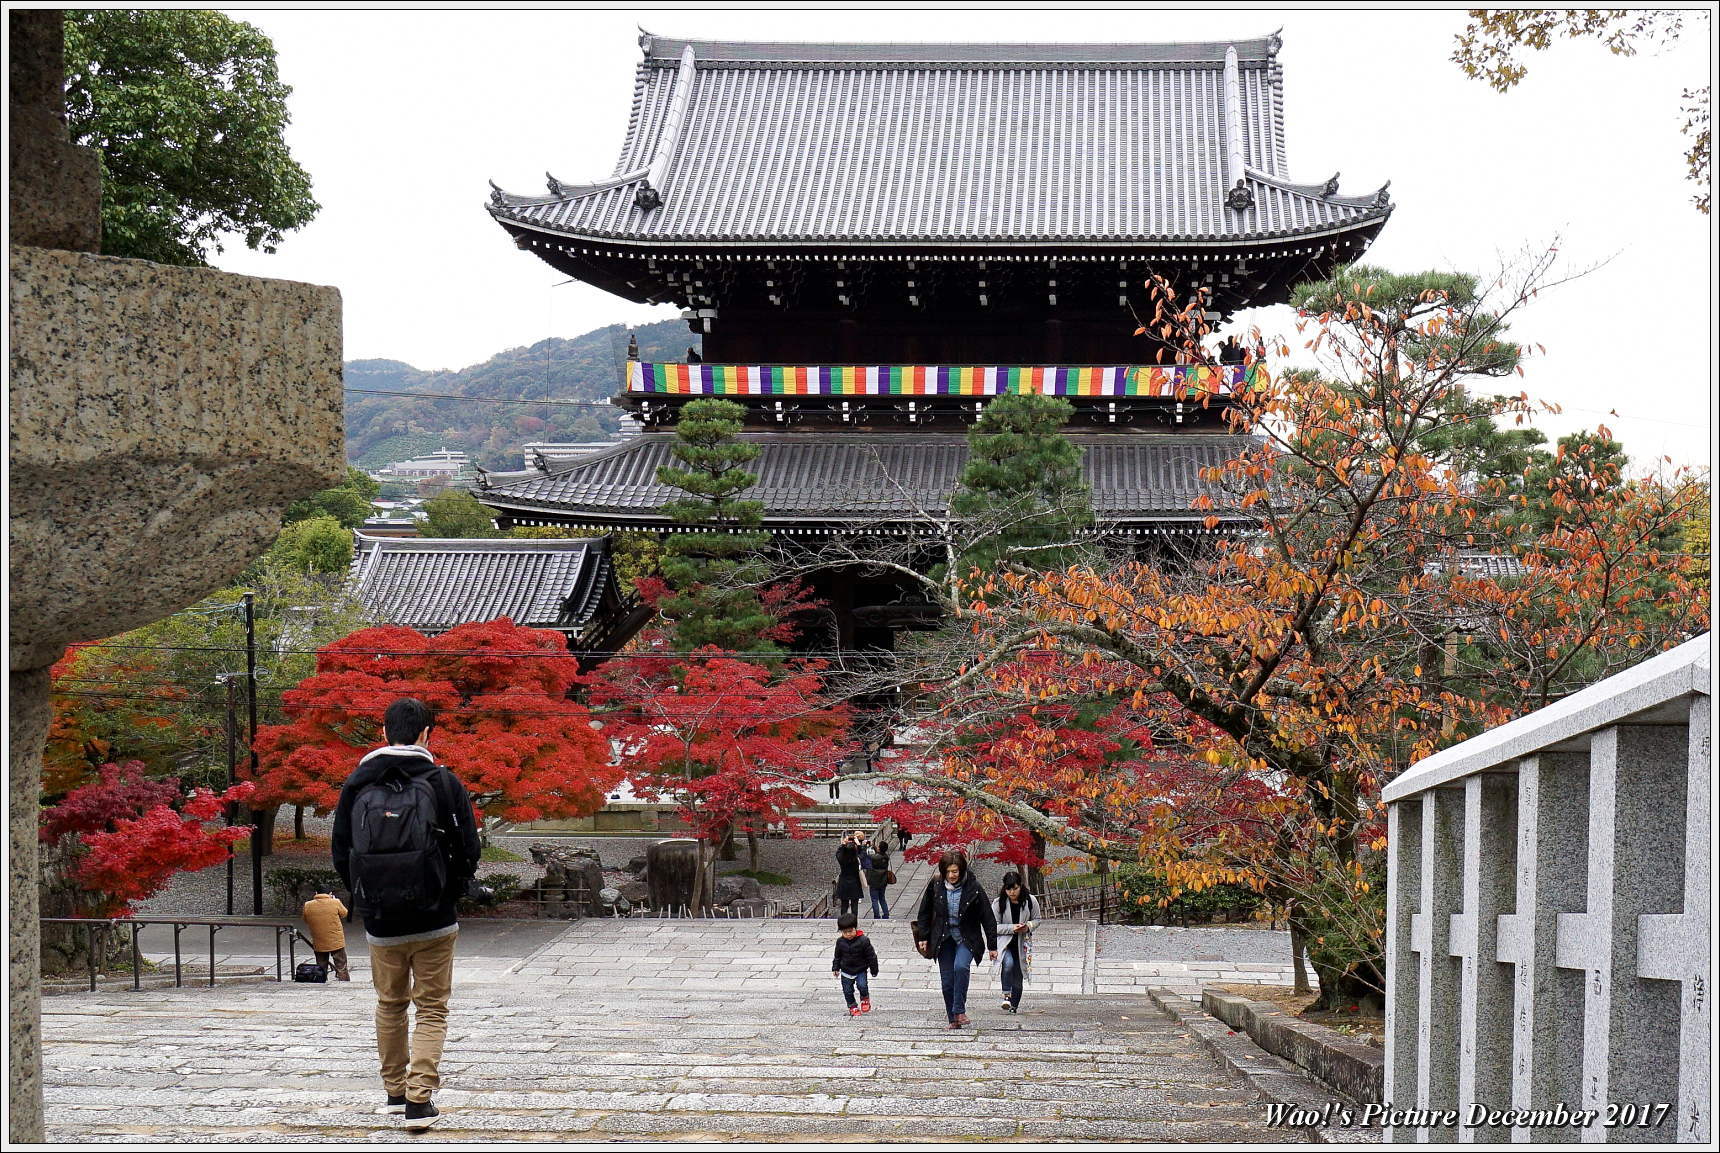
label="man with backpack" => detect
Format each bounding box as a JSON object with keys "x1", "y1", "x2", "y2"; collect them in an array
[{"x1": 331, "y1": 697, "x2": 480, "y2": 1133}]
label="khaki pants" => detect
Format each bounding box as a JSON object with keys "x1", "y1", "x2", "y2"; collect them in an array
[
  {"x1": 314, "y1": 947, "x2": 350, "y2": 980},
  {"x1": 368, "y1": 932, "x2": 457, "y2": 1103}
]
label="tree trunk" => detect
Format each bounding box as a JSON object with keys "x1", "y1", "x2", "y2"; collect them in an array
[
  {"x1": 747, "y1": 828, "x2": 759, "y2": 874},
  {"x1": 1288, "y1": 911, "x2": 1312, "y2": 995},
  {"x1": 1026, "y1": 829, "x2": 1048, "y2": 895},
  {"x1": 717, "y1": 822, "x2": 737, "y2": 862},
  {"x1": 690, "y1": 839, "x2": 710, "y2": 914},
  {"x1": 250, "y1": 804, "x2": 278, "y2": 858},
  {"x1": 37, "y1": 841, "x2": 127, "y2": 975},
  {"x1": 1094, "y1": 855, "x2": 1111, "y2": 924},
  {"x1": 293, "y1": 805, "x2": 305, "y2": 840}
]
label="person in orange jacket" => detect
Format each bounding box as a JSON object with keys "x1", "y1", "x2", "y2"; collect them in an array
[{"x1": 302, "y1": 891, "x2": 352, "y2": 981}]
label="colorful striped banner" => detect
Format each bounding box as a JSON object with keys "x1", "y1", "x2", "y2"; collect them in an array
[{"x1": 627, "y1": 362, "x2": 1259, "y2": 398}]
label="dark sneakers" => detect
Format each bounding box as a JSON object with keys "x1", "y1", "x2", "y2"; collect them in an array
[
  {"x1": 401, "y1": 1100, "x2": 440, "y2": 1131},
  {"x1": 375, "y1": 1094, "x2": 407, "y2": 1115}
]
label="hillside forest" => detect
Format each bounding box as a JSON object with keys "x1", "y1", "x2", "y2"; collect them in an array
[{"x1": 344, "y1": 318, "x2": 697, "y2": 470}]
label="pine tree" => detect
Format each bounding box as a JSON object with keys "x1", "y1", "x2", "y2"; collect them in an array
[
  {"x1": 655, "y1": 399, "x2": 777, "y2": 652},
  {"x1": 950, "y1": 392, "x2": 1094, "y2": 575}
]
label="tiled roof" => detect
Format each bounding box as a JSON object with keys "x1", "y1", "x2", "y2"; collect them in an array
[
  {"x1": 474, "y1": 431, "x2": 1254, "y2": 527},
  {"x1": 349, "y1": 535, "x2": 619, "y2": 635},
  {"x1": 1436, "y1": 552, "x2": 1528, "y2": 579},
  {"x1": 488, "y1": 33, "x2": 1390, "y2": 247}
]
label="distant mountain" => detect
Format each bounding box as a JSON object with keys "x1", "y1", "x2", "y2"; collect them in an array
[{"x1": 345, "y1": 319, "x2": 698, "y2": 470}]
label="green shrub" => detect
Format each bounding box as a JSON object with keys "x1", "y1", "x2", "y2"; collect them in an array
[
  {"x1": 726, "y1": 868, "x2": 791, "y2": 886},
  {"x1": 267, "y1": 865, "x2": 346, "y2": 914},
  {"x1": 1112, "y1": 865, "x2": 1264, "y2": 926}
]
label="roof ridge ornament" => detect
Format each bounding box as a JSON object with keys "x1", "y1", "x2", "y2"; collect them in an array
[
  {"x1": 1373, "y1": 181, "x2": 1392, "y2": 208},
  {"x1": 634, "y1": 43, "x2": 697, "y2": 212},
  {"x1": 1222, "y1": 46, "x2": 1254, "y2": 212}
]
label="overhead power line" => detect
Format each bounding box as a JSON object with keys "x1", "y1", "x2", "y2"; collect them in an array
[{"x1": 345, "y1": 387, "x2": 614, "y2": 410}]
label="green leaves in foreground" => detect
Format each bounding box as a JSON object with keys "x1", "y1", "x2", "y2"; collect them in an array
[{"x1": 63, "y1": 10, "x2": 319, "y2": 265}]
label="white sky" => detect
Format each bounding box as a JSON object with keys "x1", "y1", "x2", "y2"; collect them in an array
[{"x1": 210, "y1": 6, "x2": 1714, "y2": 469}]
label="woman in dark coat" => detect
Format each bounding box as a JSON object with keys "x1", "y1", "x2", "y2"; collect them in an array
[
  {"x1": 834, "y1": 833, "x2": 864, "y2": 919},
  {"x1": 913, "y1": 849, "x2": 997, "y2": 1028},
  {"x1": 863, "y1": 842, "x2": 892, "y2": 919}
]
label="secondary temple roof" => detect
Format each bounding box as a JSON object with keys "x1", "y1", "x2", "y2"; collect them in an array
[
  {"x1": 488, "y1": 32, "x2": 1391, "y2": 249},
  {"x1": 349, "y1": 534, "x2": 624, "y2": 639},
  {"x1": 475, "y1": 431, "x2": 1256, "y2": 532}
]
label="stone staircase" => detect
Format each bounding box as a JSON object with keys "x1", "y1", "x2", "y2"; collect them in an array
[{"x1": 42, "y1": 917, "x2": 1314, "y2": 1142}]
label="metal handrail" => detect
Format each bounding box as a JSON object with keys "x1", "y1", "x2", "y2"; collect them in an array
[{"x1": 42, "y1": 916, "x2": 311, "y2": 992}]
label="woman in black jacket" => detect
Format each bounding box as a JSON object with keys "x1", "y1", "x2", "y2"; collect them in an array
[
  {"x1": 913, "y1": 849, "x2": 997, "y2": 1028},
  {"x1": 834, "y1": 832, "x2": 864, "y2": 919}
]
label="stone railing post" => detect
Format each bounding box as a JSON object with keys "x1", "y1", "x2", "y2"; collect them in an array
[{"x1": 1383, "y1": 635, "x2": 1710, "y2": 1145}]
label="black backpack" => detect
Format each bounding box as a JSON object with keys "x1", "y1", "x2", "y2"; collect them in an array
[
  {"x1": 348, "y1": 769, "x2": 453, "y2": 918},
  {"x1": 294, "y1": 961, "x2": 328, "y2": 983}
]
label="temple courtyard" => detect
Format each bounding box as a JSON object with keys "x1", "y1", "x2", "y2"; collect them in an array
[{"x1": 40, "y1": 914, "x2": 1330, "y2": 1143}]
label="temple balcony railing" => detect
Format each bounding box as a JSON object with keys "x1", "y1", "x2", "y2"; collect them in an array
[
  {"x1": 1382, "y1": 634, "x2": 1710, "y2": 1143},
  {"x1": 621, "y1": 360, "x2": 1262, "y2": 426}
]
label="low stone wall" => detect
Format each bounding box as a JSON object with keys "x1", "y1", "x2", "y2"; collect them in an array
[{"x1": 1203, "y1": 989, "x2": 1384, "y2": 1104}]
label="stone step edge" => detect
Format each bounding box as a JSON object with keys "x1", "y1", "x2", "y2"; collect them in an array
[
  {"x1": 1145, "y1": 988, "x2": 1377, "y2": 1145},
  {"x1": 1201, "y1": 989, "x2": 1384, "y2": 1106}
]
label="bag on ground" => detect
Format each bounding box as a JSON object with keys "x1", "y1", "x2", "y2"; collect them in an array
[{"x1": 294, "y1": 961, "x2": 328, "y2": 983}]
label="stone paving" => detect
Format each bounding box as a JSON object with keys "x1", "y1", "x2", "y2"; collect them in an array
[{"x1": 43, "y1": 906, "x2": 1319, "y2": 1143}]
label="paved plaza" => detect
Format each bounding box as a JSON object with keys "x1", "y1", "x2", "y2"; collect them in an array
[{"x1": 42, "y1": 912, "x2": 1317, "y2": 1142}]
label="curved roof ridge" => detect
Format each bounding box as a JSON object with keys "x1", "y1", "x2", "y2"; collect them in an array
[
  {"x1": 637, "y1": 32, "x2": 1284, "y2": 66},
  {"x1": 352, "y1": 532, "x2": 602, "y2": 552},
  {"x1": 1245, "y1": 166, "x2": 1392, "y2": 209}
]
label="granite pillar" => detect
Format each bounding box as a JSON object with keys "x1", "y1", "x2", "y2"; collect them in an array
[
  {"x1": 1450, "y1": 772, "x2": 1516, "y2": 1142},
  {"x1": 7, "y1": 668, "x2": 51, "y2": 1142},
  {"x1": 1631, "y1": 702, "x2": 1710, "y2": 1143},
  {"x1": 1383, "y1": 795, "x2": 1422, "y2": 1138},
  {"x1": 1409, "y1": 786, "x2": 1464, "y2": 1141},
  {"x1": 7, "y1": 13, "x2": 344, "y2": 1141},
  {"x1": 1497, "y1": 752, "x2": 1589, "y2": 1143}
]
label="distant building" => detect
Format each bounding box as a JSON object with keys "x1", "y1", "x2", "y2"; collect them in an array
[
  {"x1": 359, "y1": 517, "x2": 421, "y2": 539},
  {"x1": 379, "y1": 448, "x2": 468, "y2": 479},
  {"x1": 347, "y1": 533, "x2": 641, "y2": 661}
]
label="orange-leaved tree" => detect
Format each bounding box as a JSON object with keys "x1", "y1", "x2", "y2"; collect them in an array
[
  {"x1": 864, "y1": 255, "x2": 1707, "y2": 1007},
  {"x1": 254, "y1": 618, "x2": 618, "y2": 827}
]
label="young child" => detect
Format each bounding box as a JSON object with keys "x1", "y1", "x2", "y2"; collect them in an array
[{"x1": 831, "y1": 911, "x2": 879, "y2": 1016}]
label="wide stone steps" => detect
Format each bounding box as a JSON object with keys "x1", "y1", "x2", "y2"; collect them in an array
[{"x1": 43, "y1": 918, "x2": 1311, "y2": 1142}]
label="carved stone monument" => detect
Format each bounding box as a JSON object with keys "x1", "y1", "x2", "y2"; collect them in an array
[
  {"x1": 646, "y1": 838, "x2": 701, "y2": 911},
  {"x1": 7, "y1": 12, "x2": 344, "y2": 1140}
]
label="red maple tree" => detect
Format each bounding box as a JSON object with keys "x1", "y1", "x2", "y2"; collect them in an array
[
  {"x1": 39, "y1": 762, "x2": 256, "y2": 917},
  {"x1": 255, "y1": 618, "x2": 619, "y2": 824},
  {"x1": 589, "y1": 640, "x2": 849, "y2": 902}
]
